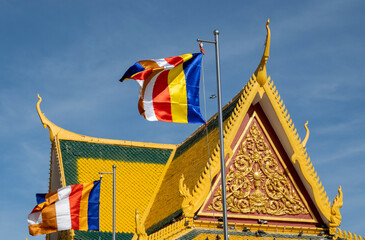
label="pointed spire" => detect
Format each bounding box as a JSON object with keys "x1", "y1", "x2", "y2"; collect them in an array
[
  {"x1": 255, "y1": 18, "x2": 271, "y2": 87},
  {"x1": 36, "y1": 94, "x2": 62, "y2": 141}
]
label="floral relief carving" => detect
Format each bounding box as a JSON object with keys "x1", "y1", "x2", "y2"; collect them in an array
[{"x1": 208, "y1": 122, "x2": 308, "y2": 216}]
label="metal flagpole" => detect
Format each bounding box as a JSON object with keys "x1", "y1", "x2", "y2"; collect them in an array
[
  {"x1": 99, "y1": 165, "x2": 116, "y2": 240},
  {"x1": 197, "y1": 30, "x2": 229, "y2": 240},
  {"x1": 112, "y1": 165, "x2": 116, "y2": 240}
]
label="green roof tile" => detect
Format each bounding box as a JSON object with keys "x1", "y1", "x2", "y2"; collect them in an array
[
  {"x1": 60, "y1": 140, "x2": 173, "y2": 185},
  {"x1": 74, "y1": 230, "x2": 134, "y2": 240}
]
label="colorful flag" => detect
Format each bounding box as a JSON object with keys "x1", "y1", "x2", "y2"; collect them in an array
[
  {"x1": 120, "y1": 53, "x2": 205, "y2": 124},
  {"x1": 28, "y1": 180, "x2": 101, "y2": 236}
]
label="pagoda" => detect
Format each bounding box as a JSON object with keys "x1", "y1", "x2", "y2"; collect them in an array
[{"x1": 36, "y1": 20, "x2": 362, "y2": 240}]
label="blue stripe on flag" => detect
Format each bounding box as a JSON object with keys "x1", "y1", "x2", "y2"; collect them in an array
[
  {"x1": 87, "y1": 180, "x2": 101, "y2": 231},
  {"x1": 183, "y1": 53, "x2": 205, "y2": 124},
  {"x1": 120, "y1": 62, "x2": 145, "y2": 81},
  {"x1": 36, "y1": 193, "x2": 46, "y2": 204}
]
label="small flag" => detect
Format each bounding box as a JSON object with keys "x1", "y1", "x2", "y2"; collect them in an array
[
  {"x1": 28, "y1": 180, "x2": 101, "y2": 236},
  {"x1": 121, "y1": 53, "x2": 205, "y2": 124}
]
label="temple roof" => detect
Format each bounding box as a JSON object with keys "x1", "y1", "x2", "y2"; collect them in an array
[
  {"x1": 36, "y1": 19, "x2": 363, "y2": 240},
  {"x1": 37, "y1": 95, "x2": 177, "y2": 239}
]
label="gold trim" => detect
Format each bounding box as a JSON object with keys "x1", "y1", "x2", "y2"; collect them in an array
[
  {"x1": 197, "y1": 212, "x2": 316, "y2": 223},
  {"x1": 263, "y1": 79, "x2": 332, "y2": 220},
  {"x1": 192, "y1": 220, "x2": 326, "y2": 235},
  {"x1": 55, "y1": 136, "x2": 67, "y2": 187},
  {"x1": 224, "y1": 77, "x2": 260, "y2": 159},
  {"x1": 48, "y1": 142, "x2": 54, "y2": 192}
]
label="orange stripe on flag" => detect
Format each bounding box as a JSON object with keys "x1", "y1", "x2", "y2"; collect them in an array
[
  {"x1": 29, "y1": 204, "x2": 57, "y2": 236},
  {"x1": 45, "y1": 191, "x2": 59, "y2": 204},
  {"x1": 79, "y1": 182, "x2": 94, "y2": 231},
  {"x1": 138, "y1": 60, "x2": 160, "y2": 69}
]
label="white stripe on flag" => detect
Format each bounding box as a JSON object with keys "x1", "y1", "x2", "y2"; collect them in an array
[
  {"x1": 153, "y1": 58, "x2": 174, "y2": 69},
  {"x1": 55, "y1": 186, "x2": 72, "y2": 231},
  {"x1": 28, "y1": 211, "x2": 42, "y2": 225},
  {"x1": 58, "y1": 185, "x2": 72, "y2": 200},
  {"x1": 143, "y1": 71, "x2": 164, "y2": 121},
  {"x1": 136, "y1": 80, "x2": 144, "y2": 88}
]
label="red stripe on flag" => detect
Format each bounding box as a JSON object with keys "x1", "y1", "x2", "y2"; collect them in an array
[
  {"x1": 131, "y1": 68, "x2": 153, "y2": 81},
  {"x1": 152, "y1": 70, "x2": 172, "y2": 122},
  {"x1": 165, "y1": 56, "x2": 183, "y2": 67},
  {"x1": 69, "y1": 184, "x2": 83, "y2": 230}
]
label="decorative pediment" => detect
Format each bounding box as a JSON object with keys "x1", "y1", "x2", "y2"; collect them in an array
[{"x1": 198, "y1": 110, "x2": 317, "y2": 224}]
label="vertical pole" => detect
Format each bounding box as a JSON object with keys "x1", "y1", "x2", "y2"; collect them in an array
[
  {"x1": 113, "y1": 165, "x2": 116, "y2": 240},
  {"x1": 214, "y1": 30, "x2": 229, "y2": 240}
]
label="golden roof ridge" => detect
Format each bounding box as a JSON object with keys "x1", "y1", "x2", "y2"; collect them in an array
[
  {"x1": 36, "y1": 94, "x2": 177, "y2": 149},
  {"x1": 263, "y1": 78, "x2": 335, "y2": 222}
]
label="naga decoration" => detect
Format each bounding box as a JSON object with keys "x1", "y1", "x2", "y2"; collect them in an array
[
  {"x1": 330, "y1": 186, "x2": 343, "y2": 226},
  {"x1": 179, "y1": 174, "x2": 194, "y2": 218},
  {"x1": 135, "y1": 209, "x2": 147, "y2": 240},
  {"x1": 208, "y1": 122, "x2": 309, "y2": 216}
]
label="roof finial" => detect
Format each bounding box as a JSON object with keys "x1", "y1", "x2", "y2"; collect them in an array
[
  {"x1": 255, "y1": 18, "x2": 271, "y2": 87},
  {"x1": 37, "y1": 94, "x2": 47, "y2": 129},
  {"x1": 36, "y1": 94, "x2": 61, "y2": 141}
]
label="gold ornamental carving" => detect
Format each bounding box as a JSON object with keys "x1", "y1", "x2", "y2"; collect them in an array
[
  {"x1": 208, "y1": 122, "x2": 308, "y2": 216},
  {"x1": 329, "y1": 186, "x2": 343, "y2": 235},
  {"x1": 135, "y1": 209, "x2": 147, "y2": 240}
]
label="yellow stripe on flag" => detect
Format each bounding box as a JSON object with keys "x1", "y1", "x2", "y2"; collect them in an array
[
  {"x1": 78, "y1": 182, "x2": 94, "y2": 230},
  {"x1": 168, "y1": 60, "x2": 189, "y2": 123},
  {"x1": 179, "y1": 53, "x2": 193, "y2": 62}
]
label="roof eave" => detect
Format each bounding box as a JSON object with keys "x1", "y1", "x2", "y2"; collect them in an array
[{"x1": 36, "y1": 94, "x2": 177, "y2": 150}]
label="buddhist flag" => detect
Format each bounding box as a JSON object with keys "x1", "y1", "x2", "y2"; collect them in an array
[
  {"x1": 28, "y1": 180, "x2": 101, "y2": 236},
  {"x1": 120, "y1": 53, "x2": 206, "y2": 124}
]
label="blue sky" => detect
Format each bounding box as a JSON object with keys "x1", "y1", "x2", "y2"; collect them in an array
[{"x1": 1, "y1": 1, "x2": 365, "y2": 239}]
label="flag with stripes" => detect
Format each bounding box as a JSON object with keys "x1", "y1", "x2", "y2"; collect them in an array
[
  {"x1": 120, "y1": 53, "x2": 205, "y2": 124},
  {"x1": 28, "y1": 180, "x2": 101, "y2": 236}
]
